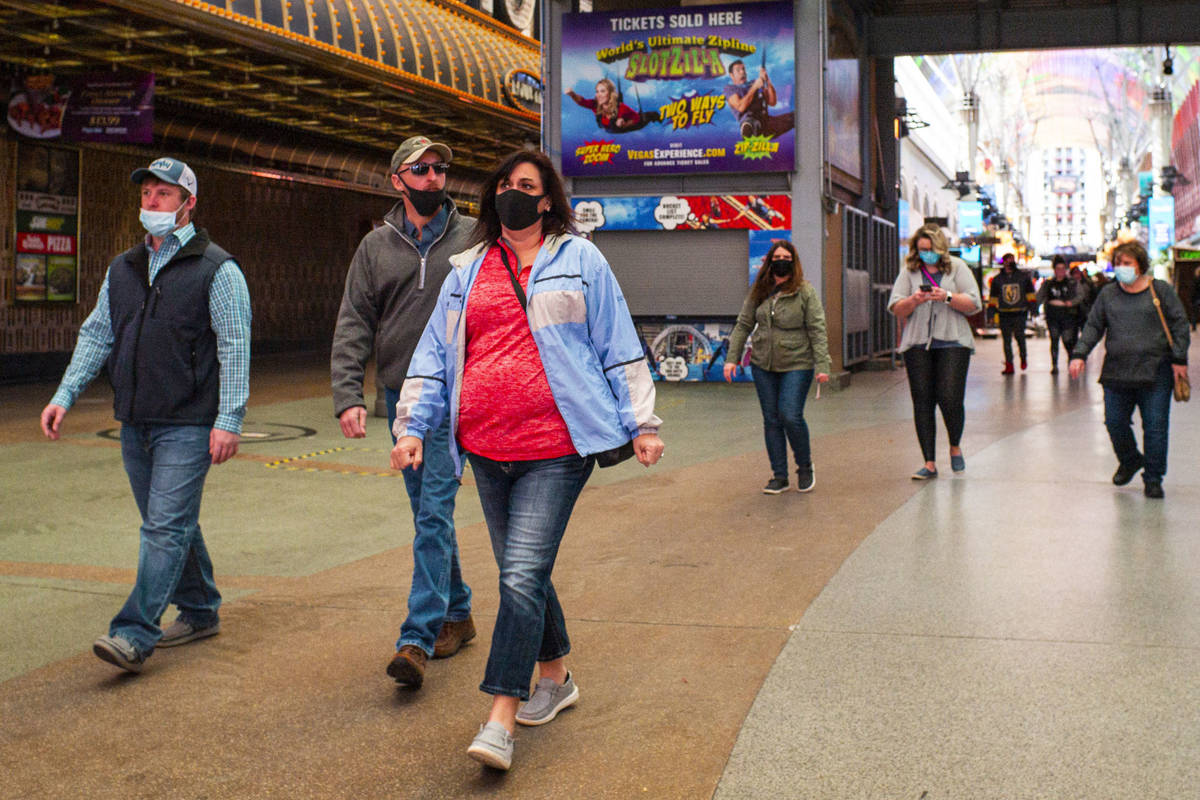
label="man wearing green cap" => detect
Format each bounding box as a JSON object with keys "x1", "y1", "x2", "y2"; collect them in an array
[
  {"x1": 332, "y1": 135, "x2": 475, "y2": 689},
  {"x1": 40, "y1": 156, "x2": 251, "y2": 673}
]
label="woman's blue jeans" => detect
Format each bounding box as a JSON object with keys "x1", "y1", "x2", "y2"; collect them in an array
[
  {"x1": 114, "y1": 424, "x2": 220, "y2": 656},
  {"x1": 1103, "y1": 361, "x2": 1174, "y2": 484},
  {"x1": 466, "y1": 452, "x2": 594, "y2": 700},
  {"x1": 752, "y1": 367, "x2": 814, "y2": 478}
]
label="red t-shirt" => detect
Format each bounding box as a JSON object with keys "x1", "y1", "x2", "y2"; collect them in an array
[{"x1": 457, "y1": 243, "x2": 577, "y2": 461}]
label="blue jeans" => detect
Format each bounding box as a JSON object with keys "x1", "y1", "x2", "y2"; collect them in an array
[
  {"x1": 466, "y1": 452, "x2": 595, "y2": 700},
  {"x1": 752, "y1": 367, "x2": 814, "y2": 478},
  {"x1": 1103, "y1": 362, "x2": 1174, "y2": 485},
  {"x1": 387, "y1": 388, "x2": 471, "y2": 655},
  {"x1": 114, "y1": 424, "x2": 220, "y2": 656}
]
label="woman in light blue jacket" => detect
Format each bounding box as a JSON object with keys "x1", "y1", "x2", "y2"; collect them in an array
[{"x1": 392, "y1": 150, "x2": 664, "y2": 771}]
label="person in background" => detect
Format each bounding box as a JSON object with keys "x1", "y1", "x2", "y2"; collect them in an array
[
  {"x1": 331, "y1": 135, "x2": 475, "y2": 690},
  {"x1": 988, "y1": 253, "x2": 1037, "y2": 374},
  {"x1": 40, "y1": 157, "x2": 250, "y2": 673},
  {"x1": 888, "y1": 225, "x2": 982, "y2": 479},
  {"x1": 1071, "y1": 265, "x2": 1096, "y2": 322},
  {"x1": 1037, "y1": 254, "x2": 1084, "y2": 374},
  {"x1": 391, "y1": 149, "x2": 664, "y2": 771},
  {"x1": 1069, "y1": 241, "x2": 1190, "y2": 499},
  {"x1": 723, "y1": 241, "x2": 830, "y2": 494}
]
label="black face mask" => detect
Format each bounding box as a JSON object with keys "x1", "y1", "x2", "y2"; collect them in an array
[
  {"x1": 495, "y1": 189, "x2": 546, "y2": 231},
  {"x1": 769, "y1": 258, "x2": 794, "y2": 278},
  {"x1": 399, "y1": 178, "x2": 446, "y2": 217}
]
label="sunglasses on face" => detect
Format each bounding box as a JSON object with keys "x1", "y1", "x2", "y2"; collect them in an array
[{"x1": 398, "y1": 162, "x2": 450, "y2": 176}]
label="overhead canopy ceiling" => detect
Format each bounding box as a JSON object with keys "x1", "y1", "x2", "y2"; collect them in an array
[
  {"x1": 0, "y1": 0, "x2": 542, "y2": 190},
  {"x1": 859, "y1": 0, "x2": 1200, "y2": 56}
]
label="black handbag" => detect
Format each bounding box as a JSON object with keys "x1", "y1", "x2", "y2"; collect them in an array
[{"x1": 594, "y1": 440, "x2": 635, "y2": 468}]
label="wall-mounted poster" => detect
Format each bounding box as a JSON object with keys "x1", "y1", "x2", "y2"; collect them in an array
[
  {"x1": 61, "y1": 71, "x2": 154, "y2": 143},
  {"x1": 14, "y1": 143, "x2": 79, "y2": 303},
  {"x1": 7, "y1": 75, "x2": 69, "y2": 140},
  {"x1": 561, "y1": 1, "x2": 795, "y2": 176},
  {"x1": 573, "y1": 193, "x2": 790, "y2": 233}
]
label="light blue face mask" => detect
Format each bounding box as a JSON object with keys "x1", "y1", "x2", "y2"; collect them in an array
[
  {"x1": 139, "y1": 202, "x2": 185, "y2": 237},
  {"x1": 1113, "y1": 265, "x2": 1138, "y2": 285},
  {"x1": 918, "y1": 250, "x2": 940, "y2": 265}
]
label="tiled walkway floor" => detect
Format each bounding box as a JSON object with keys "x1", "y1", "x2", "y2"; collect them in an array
[{"x1": 2, "y1": 336, "x2": 1197, "y2": 798}]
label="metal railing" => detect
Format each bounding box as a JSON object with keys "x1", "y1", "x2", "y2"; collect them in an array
[{"x1": 842, "y1": 206, "x2": 899, "y2": 366}]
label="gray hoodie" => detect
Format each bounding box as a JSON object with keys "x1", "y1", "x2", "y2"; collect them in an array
[{"x1": 331, "y1": 198, "x2": 473, "y2": 416}]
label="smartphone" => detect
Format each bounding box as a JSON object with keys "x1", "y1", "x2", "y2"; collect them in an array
[{"x1": 920, "y1": 283, "x2": 933, "y2": 293}]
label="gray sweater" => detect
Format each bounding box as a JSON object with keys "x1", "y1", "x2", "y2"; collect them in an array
[
  {"x1": 1073, "y1": 279, "x2": 1190, "y2": 387},
  {"x1": 331, "y1": 199, "x2": 473, "y2": 416}
]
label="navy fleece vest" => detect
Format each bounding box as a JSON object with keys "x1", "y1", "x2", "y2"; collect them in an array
[{"x1": 106, "y1": 230, "x2": 235, "y2": 425}]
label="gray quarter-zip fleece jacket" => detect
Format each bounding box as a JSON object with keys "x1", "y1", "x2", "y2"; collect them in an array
[{"x1": 331, "y1": 198, "x2": 473, "y2": 416}]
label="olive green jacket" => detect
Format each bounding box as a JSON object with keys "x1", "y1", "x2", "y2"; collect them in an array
[{"x1": 727, "y1": 281, "x2": 832, "y2": 374}]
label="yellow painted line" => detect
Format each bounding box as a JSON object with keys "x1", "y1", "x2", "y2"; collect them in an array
[{"x1": 263, "y1": 446, "x2": 400, "y2": 477}]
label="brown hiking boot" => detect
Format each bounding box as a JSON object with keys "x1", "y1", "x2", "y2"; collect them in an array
[
  {"x1": 433, "y1": 615, "x2": 477, "y2": 659},
  {"x1": 386, "y1": 645, "x2": 427, "y2": 687}
]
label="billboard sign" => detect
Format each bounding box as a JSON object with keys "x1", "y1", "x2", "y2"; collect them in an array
[
  {"x1": 1149, "y1": 195, "x2": 1175, "y2": 256},
  {"x1": 560, "y1": 1, "x2": 795, "y2": 177}
]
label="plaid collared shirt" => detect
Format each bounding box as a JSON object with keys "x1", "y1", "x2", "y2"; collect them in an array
[{"x1": 51, "y1": 223, "x2": 251, "y2": 433}]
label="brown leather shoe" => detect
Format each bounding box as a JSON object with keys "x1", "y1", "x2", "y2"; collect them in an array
[
  {"x1": 386, "y1": 645, "x2": 427, "y2": 687},
  {"x1": 432, "y1": 615, "x2": 477, "y2": 659}
]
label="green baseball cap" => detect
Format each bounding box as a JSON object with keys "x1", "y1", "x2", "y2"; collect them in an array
[{"x1": 390, "y1": 136, "x2": 452, "y2": 173}]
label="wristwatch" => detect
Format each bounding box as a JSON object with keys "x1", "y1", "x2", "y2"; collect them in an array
[{"x1": 944, "y1": 292, "x2": 953, "y2": 304}]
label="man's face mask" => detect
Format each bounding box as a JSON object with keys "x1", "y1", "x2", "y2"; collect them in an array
[
  {"x1": 398, "y1": 175, "x2": 446, "y2": 217},
  {"x1": 139, "y1": 200, "x2": 186, "y2": 237}
]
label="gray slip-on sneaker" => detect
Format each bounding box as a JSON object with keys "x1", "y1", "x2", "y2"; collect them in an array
[
  {"x1": 93, "y1": 634, "x2": 145, "y2": 673},
  {"x1": 515, "y1": 672, "x2": 579, "y2": 726},
  {"x1": 158, "y1": 618, "x2": 220, "y2": 648},
  {"x1": 467, "y1": 722, "x2": 514, "y2": 770}
]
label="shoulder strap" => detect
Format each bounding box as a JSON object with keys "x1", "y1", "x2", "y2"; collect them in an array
[
  {"x1": 497, "y1": 244, "x2": 528, "y2": 314},
  {"x1": 1148, "y1": 280, "x2": 1175, "y2": 349}
]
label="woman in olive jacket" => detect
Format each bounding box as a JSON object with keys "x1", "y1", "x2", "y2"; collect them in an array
[{"x1": 724, "y1": 241, "x2": 831, "y2": 494}]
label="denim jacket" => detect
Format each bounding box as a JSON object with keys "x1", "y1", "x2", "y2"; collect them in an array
[{"x1": 394, "y1": 234, "x2": 661, "y2": 477}]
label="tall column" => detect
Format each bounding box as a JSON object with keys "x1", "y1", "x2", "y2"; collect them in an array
[
  {"x1": 959, "y1": 91, "x2": 979, "y2": 183},
  {"x1": 1149, "y1": 86, "x2": 1172, "y2": 196}
]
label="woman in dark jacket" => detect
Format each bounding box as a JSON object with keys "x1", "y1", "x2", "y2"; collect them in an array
[
  {"x1": 1069, "y1": 241, "x2": 1190, "y2": 498},
  {"x1": 724, "y1": 241, "x2": 830, "y2": 494}
]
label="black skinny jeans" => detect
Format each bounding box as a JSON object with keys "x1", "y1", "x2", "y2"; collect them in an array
[
  {"x1": 903, "y1": 345, "x2": 971, "y2": 464},
  {"x1": 998, "y1": 312, "x2": 1027, "y2": 363}
]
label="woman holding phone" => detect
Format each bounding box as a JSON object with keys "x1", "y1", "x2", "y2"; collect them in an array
[{"x1": 888, "y1": 225, "x2": 982, "y2": 479}]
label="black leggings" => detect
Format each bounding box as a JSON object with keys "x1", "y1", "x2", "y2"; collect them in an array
[
  {"x1": 904, "y1": 346, "x2": 971, "y2": 463},
  {"x1": 1045, "y1": 315, "x2": 1078, "y2": 366}
]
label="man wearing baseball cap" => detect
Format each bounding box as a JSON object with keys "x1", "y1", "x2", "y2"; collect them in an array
[
  {"x1": 332, "y1": 135, "x2": 475, "y2": 688},
  {"x1": 41, "y1": 156, "x2": 251, "y2": 673}
]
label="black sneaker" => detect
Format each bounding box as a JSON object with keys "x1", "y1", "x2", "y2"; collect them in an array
[
  {"x1": 1112, "y1": 455, "x2": 1144, "y2": 486},
  {"x1": 1144, "y1": 482, "x2": 1164, "y2": 499},
  {"x1": 762, "y1": 477, "x2": 789, "y2": 494},
  {"x1": 795, "y1": 465, "x2": 815, "y2": 493}
]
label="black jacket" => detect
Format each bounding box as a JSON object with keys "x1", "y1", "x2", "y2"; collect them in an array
[{"x1": 106, "y1": 230, "x2": 235, "y2": 425}]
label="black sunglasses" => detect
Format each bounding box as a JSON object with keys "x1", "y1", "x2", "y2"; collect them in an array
[{"x1": 399, "y1": 162, "x2": 450, "y2": 176}]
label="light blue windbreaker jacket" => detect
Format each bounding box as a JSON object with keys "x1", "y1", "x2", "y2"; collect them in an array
[{"x1": 393, "y1": 233, "x2": 662, "y2": 477}]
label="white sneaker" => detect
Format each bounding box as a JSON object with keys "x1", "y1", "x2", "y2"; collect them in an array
[{"x1": 467, "y1": 722, "x2": 514, "y2": 770}]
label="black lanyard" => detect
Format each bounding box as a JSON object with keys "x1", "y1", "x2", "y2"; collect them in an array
[{"x1": 497, "y1": 243, "x2": 528, "y2": 314}]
